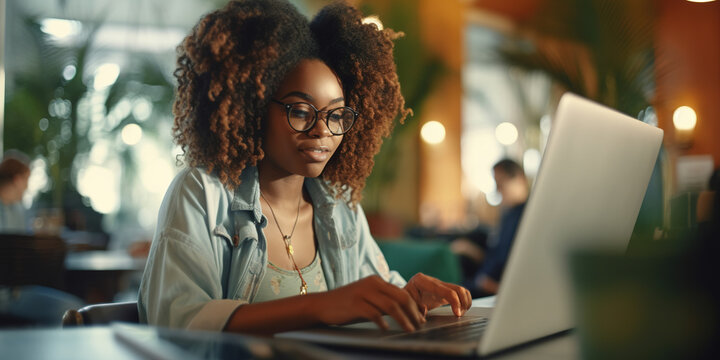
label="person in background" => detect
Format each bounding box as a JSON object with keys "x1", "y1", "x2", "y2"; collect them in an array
[
  {"x1": 473, "y1": 159, "x2": 529, "y2": 296},
  {"x1": 0, "y1": 154, "x2": 30, "y2": 233},
  {"x1": 138, "y1": 0, "x2": 471, "y2": 335},
  {"x1": 696, "y1": 168, "x2": 720, "y2": 241}
]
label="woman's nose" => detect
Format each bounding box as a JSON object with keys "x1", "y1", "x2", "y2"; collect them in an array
[{"x1": 307, "y1": 113, "x2": 333, "y2": 138}]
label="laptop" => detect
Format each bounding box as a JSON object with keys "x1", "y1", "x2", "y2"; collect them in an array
[{"x1": 277, "y1": 93, "x2": 664, "y2": 357}]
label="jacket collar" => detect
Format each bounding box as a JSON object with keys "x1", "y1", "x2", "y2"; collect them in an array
[
  {"x1": 304, "y1": 176, "x2": 337, "y2": 209},
  {"x1": 230, "y1": 166, "x2": 263, "y2": 223},
  {"x1": 230, "y1": 166, "x2": 337, "y2": 223}
]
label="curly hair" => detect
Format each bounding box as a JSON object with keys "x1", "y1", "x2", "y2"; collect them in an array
[{"x1": 172, "y1": 0, "x2": 409, "y2": 205}]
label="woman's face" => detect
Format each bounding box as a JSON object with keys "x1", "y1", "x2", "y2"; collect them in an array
[{"x1": 262, "y1": 59, "x2": 345, "y2": 179}]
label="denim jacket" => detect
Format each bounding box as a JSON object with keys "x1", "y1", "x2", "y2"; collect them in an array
[{"x1": 138, "y1": 166, "x2": 405, "y2": 331}]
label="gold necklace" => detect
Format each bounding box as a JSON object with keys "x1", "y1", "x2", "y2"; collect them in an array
[{"x1": 260, "y1": 191, "x2": 308, "y2": 295}]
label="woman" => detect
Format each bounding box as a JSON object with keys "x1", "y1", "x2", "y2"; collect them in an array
[{"x1": 139, "y1": 0, "x2": 471, "y2": 335}]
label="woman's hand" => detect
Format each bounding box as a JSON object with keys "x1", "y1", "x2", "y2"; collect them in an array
[
  {"x1": 312, "y1": 275, "x2": 426, "y2": 332},
  {"x1": 404, "y1": 273, "x2": 472, "y2": 317}
]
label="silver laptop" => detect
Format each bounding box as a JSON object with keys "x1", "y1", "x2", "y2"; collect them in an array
[{"x1": 277, "y1": 93, "x2": 664, "y2": 357}]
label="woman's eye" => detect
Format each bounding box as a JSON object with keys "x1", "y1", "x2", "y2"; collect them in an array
[{"x1": 290, "y1": 109, "x2": 310, "y2": 118}]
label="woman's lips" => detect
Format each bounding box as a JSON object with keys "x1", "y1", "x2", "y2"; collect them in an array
[{"x1": 299, "y1": 146, "x2": 331, "y2": 162}]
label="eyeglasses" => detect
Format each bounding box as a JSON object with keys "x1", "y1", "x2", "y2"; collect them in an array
[{"x1": 271, "y1": 99, "x2": 357, "y2": 135}]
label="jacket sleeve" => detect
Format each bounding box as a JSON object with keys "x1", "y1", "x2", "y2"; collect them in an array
[
  {"x1": 138, "y1": 169, "x2": 243, "y2": 330},
  {"x1": 354, "y1": 204, "x2": 407, "y2": 287}
]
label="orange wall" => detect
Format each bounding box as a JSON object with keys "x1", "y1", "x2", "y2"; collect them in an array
[
  {"x1": 655, "y1": 0, "x2": 720, "y2": 167},
  {"x1": 417, "y1": 0, "x2": 466, "y2": 228},
  {"x1": 419, "y1": 75, "x2": 465, "y2": 228},
  {"x1": 474, "y1": 0, "x2": 720, "y2": 170}
]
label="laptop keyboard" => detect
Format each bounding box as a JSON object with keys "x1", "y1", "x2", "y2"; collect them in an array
[{"x1": 386, "y1": 317, "x2": 489, "y2": 342}]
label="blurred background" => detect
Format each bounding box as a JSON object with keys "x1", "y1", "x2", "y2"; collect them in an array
[{"x1": 0, "y1": 0, "x2": 718, "y2": 350}]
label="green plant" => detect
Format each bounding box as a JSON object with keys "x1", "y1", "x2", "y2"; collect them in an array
[
  {"x1": 4, "y1": 16, "x2": 174, "y2": 212},
  {"x1": 493, "y1": 0, "x2": 658, "y2": 117},
  {"x1": 359, "y1": 0, "x2": 447, "y2": 214}
]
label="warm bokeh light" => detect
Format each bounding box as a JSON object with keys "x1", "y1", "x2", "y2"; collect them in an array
[
  {"x1": 673, "y1": 106, "x2": 697, "y2": 130},
  {"x1": 461, "y1": 128, "x2": 502, "y2": 197},
  {"x1": 523, "y1": 148, "x2": 542, "y2": 177},
  {"x1": 132, "y1": 98, "x2": 153, "y2": 121},
  {"x1": 62, "y1": 65, "x2": 77, "y2": 81},
  {"x1": 40, "y1": 18, "x2": 82, "y2": 40},
  {"x1": 495, "y1": 122, "x2": 518, "y2": 145},
  {"x1": 24, "y1": 158, "x2": 49, "y2": 208},
  {"x1": 138, "y1": 142, "x2": 174, "y2": 194},
  {"x1": 121, "y1": 123, "x2": 143, "y2": 145},
  {"x1": 486, "y1": 191, "x2": 502, "y2": 207},
  {"x1": 361, "y1": 15, "x2": 384, "y2": 30},
  {"x1": 421, "y1": 121, "x2": 446, "y2": 144},
  {"x1": 93, "y1": 63, "x2": 120, "y2": 90},
  {"x1": 77, "y1": 165, "x2": 119, "y2": 214},
  {"x1": 685, "y1": 0, "x2": 716, "y2": 3},
  {"x1": 540, "y1": 114, "x2": 552, "y2": 135}
]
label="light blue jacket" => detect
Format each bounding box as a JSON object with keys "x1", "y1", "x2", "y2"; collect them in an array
[{"x1": 138, "y1": 166, "x2": 405, "y2": 330}]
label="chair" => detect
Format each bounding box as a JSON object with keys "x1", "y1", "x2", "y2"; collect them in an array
[
  {"x1": 0, "y1": 233, "x2": 67, "y2": 289},
  {"x1": 377, "y1": 239, "x2": 462, "y2": 284},
  {"x1": 62, "y1": 301, "x2": 139, "y2": 327}
]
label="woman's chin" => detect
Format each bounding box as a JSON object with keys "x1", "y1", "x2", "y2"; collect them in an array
[{"x1": 300, "y1": 163, "x2": 328, "y2": 178}]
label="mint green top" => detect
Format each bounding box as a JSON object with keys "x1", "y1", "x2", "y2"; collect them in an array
[{"x1": 252, "y1": 251, "x2": 328, "y2": 303}]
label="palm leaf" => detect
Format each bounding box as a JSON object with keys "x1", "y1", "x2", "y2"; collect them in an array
[{"x1": 494, "y1": 0, "x2": 657, "y2": 116}]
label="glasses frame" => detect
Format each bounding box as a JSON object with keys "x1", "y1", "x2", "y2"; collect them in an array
[{"x1": 271, "y1": 99, "x2": 358, "y2": 136}]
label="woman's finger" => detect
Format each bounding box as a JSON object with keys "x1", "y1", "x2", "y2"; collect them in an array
[
  {"x1": 415, "y1": 274, "x2": 466, "y2": 316},
  {"x1": 405, "y1": 283, "x2": 424, "y2": 313},
  {"x1": 377, "y1": 280, "x2": 425, "y2": 326},
  {"x1": 366, "y1": 291, "x2": 417, "y2": 332},
  {"x1": 436, "y1": 284, "x2": 464, "y2": 316},
  {"x1": 446, "y1": 282, "x2": 473, "y2": 312},
  {"x1": 358, "y1": 300, "x2": 389, "y2": 331}
]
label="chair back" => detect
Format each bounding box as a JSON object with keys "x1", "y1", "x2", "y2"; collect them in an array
[
  {"x1": 377, "y1": 239, "x2": 463, "y2": 284},
  {"x1": 62, "y1": 301, "x2": 139, "y2": 327},
  {"x1": 0, "y1": 233, "x2": 67, "y2": 289}
]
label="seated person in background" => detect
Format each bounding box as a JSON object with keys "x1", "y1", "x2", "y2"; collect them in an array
[
  {"x1": 0, "y1": 154, "x2": 30, "y2": 232},
  {"x1": 139, "y1": 0, "x2": 471, "y2": 335},
  {"x1": 473, "y1": 159, "x2": 528, "y2": 297},
  {"x1": 697, "y1": 168, "x2": 719, "y2": 241}
]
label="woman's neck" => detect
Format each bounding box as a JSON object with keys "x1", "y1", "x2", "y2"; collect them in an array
[{"x1": 257, "y1": 163, "x2": 305, "y2": 208}]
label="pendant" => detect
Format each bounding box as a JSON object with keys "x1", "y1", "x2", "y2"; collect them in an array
[
  {"x1": 283, "y1": 235, "x2": 294, "y2": 255},
  {"x1": 300, "y1": 283, "x2": 308, "y2": 295}
]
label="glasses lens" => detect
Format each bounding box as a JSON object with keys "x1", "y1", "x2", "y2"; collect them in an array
[
  {"x1": 288, "y1": 103, "x2": 315, "y2": 131},
  {"x1": 327, "y1": 108, "x2": 356, "y2": 134}
]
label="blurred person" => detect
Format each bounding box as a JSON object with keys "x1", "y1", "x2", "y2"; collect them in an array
[
  {"x1": 0, "y1": 154, "x2": 31, "y2": 232},
  {"x1": 472, "y1": 159, "x2": 529, "y2": 296},
  {"x1": 697, "y1": 168, "x2": 720, "y2": 241},
  {"x1": 694, "y1": 168, "x2": 720, "y2": 356},
  {"x1": 139, "y1": 0, "x2": 471, "y2": 335}
]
